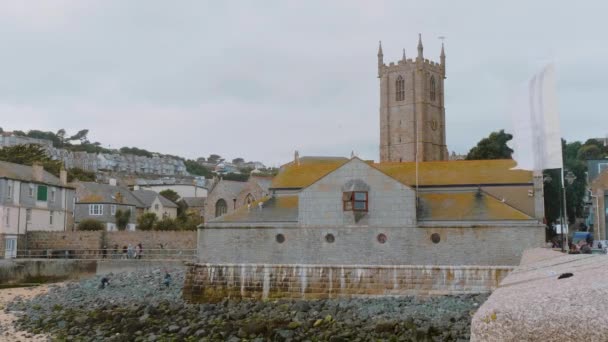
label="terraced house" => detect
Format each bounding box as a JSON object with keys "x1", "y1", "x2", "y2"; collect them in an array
[{"x1": 0, "y1": 161, "x2": 74, "y2": 258}]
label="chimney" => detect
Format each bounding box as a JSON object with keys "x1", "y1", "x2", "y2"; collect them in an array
[
  {"x1": 294, "y1": 150, "x2": 300, "y2": 166},
  {"x1": 60, "y1": 169, "x2": 68, "y2": 186},
  {"x1": 32, "y1": 163, "x2": 44, "y2": 182},
  {"x1": 109, "y1": 178, "x2": 117, "y2": 186}
]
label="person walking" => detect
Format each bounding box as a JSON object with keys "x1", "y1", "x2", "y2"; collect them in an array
[
  {"x1": 136, "y1": 243, "x2": 143, "y2": 260},
  {"x1": 102, "y1": 245, "x2": 107, "y2": 259},
  {"x1": 127, "y1": 244, "x2": 134, "y2": 259},
  {"x1": 122, "y1": 245, "x2": 127, "y2": 259}
]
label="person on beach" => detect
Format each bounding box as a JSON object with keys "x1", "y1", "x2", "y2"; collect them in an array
[
  {"x1": 102, "y1": 245, "x2": 107, "y2": 259},
  {"x1": 163, "y1": 272, "x2": 172, "y2": 288},
  {"x1": 100, "y1": 277, "x2": 110, "y2": 289},
  {"x1": 122, "y1": 245, "x2": 127, "y2": 259},
  {"x1": 113, "y1": 244, "x2": 119, "y2": 259}
]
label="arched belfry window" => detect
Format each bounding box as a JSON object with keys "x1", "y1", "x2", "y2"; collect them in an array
[
  {"x1": 430, "y1": 76, "x2": 436, "y2": 101},
  {"x1": 396, "y1": 76, "x2": 405, "y2": 101},
  {"x1": 215, "y1": 199, "x2": 227, "y2": 217}
]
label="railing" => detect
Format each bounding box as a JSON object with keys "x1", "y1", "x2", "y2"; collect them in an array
[{"x1": 12, "y1": 248, "x2": 198, "y2": 261}]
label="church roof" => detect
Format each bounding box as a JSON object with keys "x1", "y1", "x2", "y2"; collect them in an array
[
  {"x1": 418, "y1": 190, "x2": 533, "y2": 221},
  {"x1": 271, "y1": 157, "x2": 349, "y2": 189},
  {"x1": 271, "y1": 158, "x2": 532, "y2": 189},
  {"x1": 209, "y1": 195, "x2": 299, "y2": 224},
  {"x1": 374, "y1": 159, "x2": 532, "y2": 186}
]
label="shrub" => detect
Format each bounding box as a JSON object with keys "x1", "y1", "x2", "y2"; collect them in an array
[
  {"x1": 154, "y1": 217, "x2": 178, "y2": 231},
  {"x1": 115, "y1": 209, "x2": 131, "y2": 231},
  {"x1": 137, "y1": 212, "x2": 157, "y2": 231},
  {"x1": 78, "y1": 219, "x2": 105, "y2": 231}
]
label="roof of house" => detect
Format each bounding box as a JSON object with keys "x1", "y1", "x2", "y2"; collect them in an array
[
  {"x1": 0, "y1": 161, "x2": 66, "y2": 187},
  {"x1": 417, "y1": 190, "x2": 533, "y2": 221},
  {"x1": 271, "y1": 157, "x2": 532, "y2": 189},
  {"x1": 132, "y1": 189, "x2": 178, "y2": 208},
  {"x1": 210, "y1": 195, "x2": 299, "y2": 223},
  {"x1": 75, "y1": 182, "x2": 143, "y2": 207},
  {"x1": 181, "y1": 197, "x2": 206, "y2": 207}
]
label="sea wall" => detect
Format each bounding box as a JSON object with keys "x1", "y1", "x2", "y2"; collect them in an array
[
  {"x1": 198, "y1": 224, "x2": 544, "y2": 266},
  {"x1": 21, "y1": 230, "x2": 196, "y2": 252},
  {"x1": 183, "y1": 263, "x2": 512, "y2": 303}
]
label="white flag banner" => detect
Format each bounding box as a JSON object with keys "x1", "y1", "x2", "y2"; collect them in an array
[{"x1": 509, "y1": 64, "x2": 563, "y2": 171}]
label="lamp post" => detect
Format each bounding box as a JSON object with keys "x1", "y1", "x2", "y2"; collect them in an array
[{"x1": 545, "y1": 170, "x2": 577, "y2": 252}]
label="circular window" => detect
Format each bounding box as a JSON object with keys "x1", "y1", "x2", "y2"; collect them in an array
[
  {"x1": 377, "y1": 233, "x2": 387, "y2": 244},
  {"x1": 325, "y1": 234, "x2": 335, "y2": 243},
  {"x1": 431, "y1": 233, "x2": 440, "y2": 244},
  {"x1": 276, "y1": 234, "x2": 285, "y2": 243}
]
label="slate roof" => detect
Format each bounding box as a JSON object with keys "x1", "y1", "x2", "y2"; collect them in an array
[
  {"x1": 271, "y1": 157, "x2": 532, "y2": 189},
  {"x1": 181, "y1": 197, "x2": 206, "y2": 207},
  {"x1": 210, "y1": 196, "x2": 298, "y2": 223},
  {"x1": 76, "y1": 182, "x2": 143, "y2": 207},
  {"x1": 216, "y1": 180, "x2": 248, "y2": 198},
  {"x1": 250, "y1": 176, "x2": 273, "y2": 193},
  {"x1": 132, "y1": 189, "x2": 178, "y2": 208},
  {"x1": 0, "y1": 161, "x2": 66, "y2": 187},
  {"x1": 271, "y1": 157, "x2": 349, "y2": 189},
  {"x1": 417, "y1": 190, "x2": 533, "y2": 221}
]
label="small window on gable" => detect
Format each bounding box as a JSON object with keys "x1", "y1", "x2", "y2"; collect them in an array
[
  {"x1": 343, "y1": 191, "x2": 368, "y2": 212},
  {"x1": 430, "y1": 76, "x2": 436, "y2": 101},
  {"x1": 396, "y1": 75, "x2": 405, "y2": 101}
]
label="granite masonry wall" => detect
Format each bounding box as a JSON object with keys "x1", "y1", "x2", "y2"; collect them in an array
[
  {"x1": 21, "y1": 231, "x2": 197, "y2": 256},
  {"x1": 198, "y1": 224, "x2": 544, "y2": 267},
  {"x1": 183, "y1": 263, "x2": 512, "y2": 303}
]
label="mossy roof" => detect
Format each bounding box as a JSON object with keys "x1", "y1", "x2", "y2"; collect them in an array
[
  {"x1": 210, "y1": 195, "x2": 299, "y2": 223},
  {"x1": 418, "y1": 191, "x2": 533, "y2": 221},
  {"x1": 271, "y1": 158, "x2": 532, "y2": 189}
]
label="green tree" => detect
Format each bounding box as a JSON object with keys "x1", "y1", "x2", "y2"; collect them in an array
[
  {"x1": 154, "y1": 217, "x2": 178, "y2": 231},
  {"x1": 67, "y1": 168, "x2": 96, "y2": 182},
  {"x1": 119, "y1": 146, "x2": 153, "y2": 158},
  {"x1": 222, "y1": 173, "x2": 249, "y2": 182},
  {"x1": 208, "y1": 154, "x2": 222, "y2": 164},
  {"x1": 577, "y1": 145, "x2": 603, "y2": 160},
  {"x1": 159, "y1": 189, "x2": 180, "y2": 203},
  {"x1": 67, "y1": 129, "x2": 89, "y2": 144},
  {"x1": 184, "y1": 159, "x2": 213, "y2": 177},
  {"x1": 137, "y1": 212, "x2": 158, "y2": 231},
  {"x1": 114, "y1": 209, "x2": 131, "y2": 231},
  {"x1": 466, "y1": 130, "x2": 513, "y2": 160},
  {"x1": 232, "y1": 157, "x2": 245, "y2": 164},
  {"x1": 0, "y1": 144, "x2": 63, "y2": 176},
  {"x1": 78, "y1": 219, "x2": 105, "y2": 231}
]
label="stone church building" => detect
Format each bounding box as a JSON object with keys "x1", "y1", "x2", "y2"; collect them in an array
[
  {"x1": 184, "y1": 36, "x2": 545, "y2": 302},
  {"x1": 379, "y1": 35, "x2": 448, "y2": 162}
]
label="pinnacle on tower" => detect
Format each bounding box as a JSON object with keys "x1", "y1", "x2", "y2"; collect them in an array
[
  {"x1": 377, "y1": 40, "x2": 383, "y2": 57},
  {"x1": 417, "y1": 33, "x2": 424, "y2": 59},
  {"x1": 440, "y1": 42, "x2": 445, "y2": 59},
  {"x1": 377, "y1": 41, "x2": 384, "y2": 78},
  {"x1": 440, "y1": 42, "x2": 446, "y2": 77},
  {"x1": 402, "y1": 48, "x2": 406, "y2": 61}
]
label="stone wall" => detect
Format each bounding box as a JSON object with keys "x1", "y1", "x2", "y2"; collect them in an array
[
  {"x1": 183, "y1": 263, "x2": 512, "y2": 303},
  {"x1": 23, "y1": 231, "x2": 197, "y2": 252},
  {"x1": 199, "y1": 224, "x2": 544, "y2": 267}
]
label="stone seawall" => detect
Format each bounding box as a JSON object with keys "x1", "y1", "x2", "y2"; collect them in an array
[
  {"x1": 22, "y1": 231, "x2": 197, "y2": 252},
  {"x1": 183, "y1": 263, "x2": 512, "y2": 303}
]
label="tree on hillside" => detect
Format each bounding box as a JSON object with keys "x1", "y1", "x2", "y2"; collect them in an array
[
  {"x1": 0, "y1": 144, "x2": 63, "y2": 176},
  {"x1": 222, "y1": 173, "x2": 249, "y2": 182},
  {"x1": 68, "y1": 168, "x2": 96, "y2": 182},
  {"x1": 466, "y1": 130, "x2": 513, "y2": 160},
  {"x1": 232, "y1": 158, "x2": 245, "y2": 165},
  {"x1": 207, "y1": 154, "x2": 222, "y2": 164},
  {"x1": 67, "y1": 129, "x2": 89, "y2": 144},
  {"x1": 184, "y1": 160, "x2": 213, "y2": 177},
  {"x1": 120, "y1": 147, "x2": 154, "y2": 158},
  {"x1": 159, "y1": 189, "x2": 180, "y2": 203}
]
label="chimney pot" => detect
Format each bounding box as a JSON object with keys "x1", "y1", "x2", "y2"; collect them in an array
[{"x1": 60, "y1": 169, "x2": 68, "y2": 185}]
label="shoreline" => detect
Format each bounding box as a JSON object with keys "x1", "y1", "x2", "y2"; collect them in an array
[{"x1": 0, "y1": 285, "x2": 52, "y2": 342}]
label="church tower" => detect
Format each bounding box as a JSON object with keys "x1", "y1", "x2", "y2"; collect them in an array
[{"x1": 379, "y1": 35, "x2": 448, "y2": 162}]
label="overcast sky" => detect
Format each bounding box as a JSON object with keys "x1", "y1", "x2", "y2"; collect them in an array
[{"x1": 1, "y1": 1, "x2": 606, "y2": 166}]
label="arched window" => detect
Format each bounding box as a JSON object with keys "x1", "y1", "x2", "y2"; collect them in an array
[
  {"x1": 396, "y1": 76, "x2": 405, "y2": 101},
  {"x1": 215, "y1": 199, "x2": 227, "y2": 217},
  {"x1": 244, "y1": 193, "x2": 255, "y2": 205},
  {"x1": 430, "y1": 76, "x2": 436, "y2": 101}
]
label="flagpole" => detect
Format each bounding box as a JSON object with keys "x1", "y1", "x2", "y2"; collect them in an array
[{"x1": 560, "y1": 167, "x2": 570, "y2": 252}]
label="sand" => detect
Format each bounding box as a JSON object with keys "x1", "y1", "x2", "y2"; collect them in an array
[{"x1": 0, "y1": 285, "x2": 51, "y2": 342}]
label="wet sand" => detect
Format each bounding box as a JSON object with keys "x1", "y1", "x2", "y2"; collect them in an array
[{"x1": 0, "y1": 285, "x2": 51, "y2": 342}]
